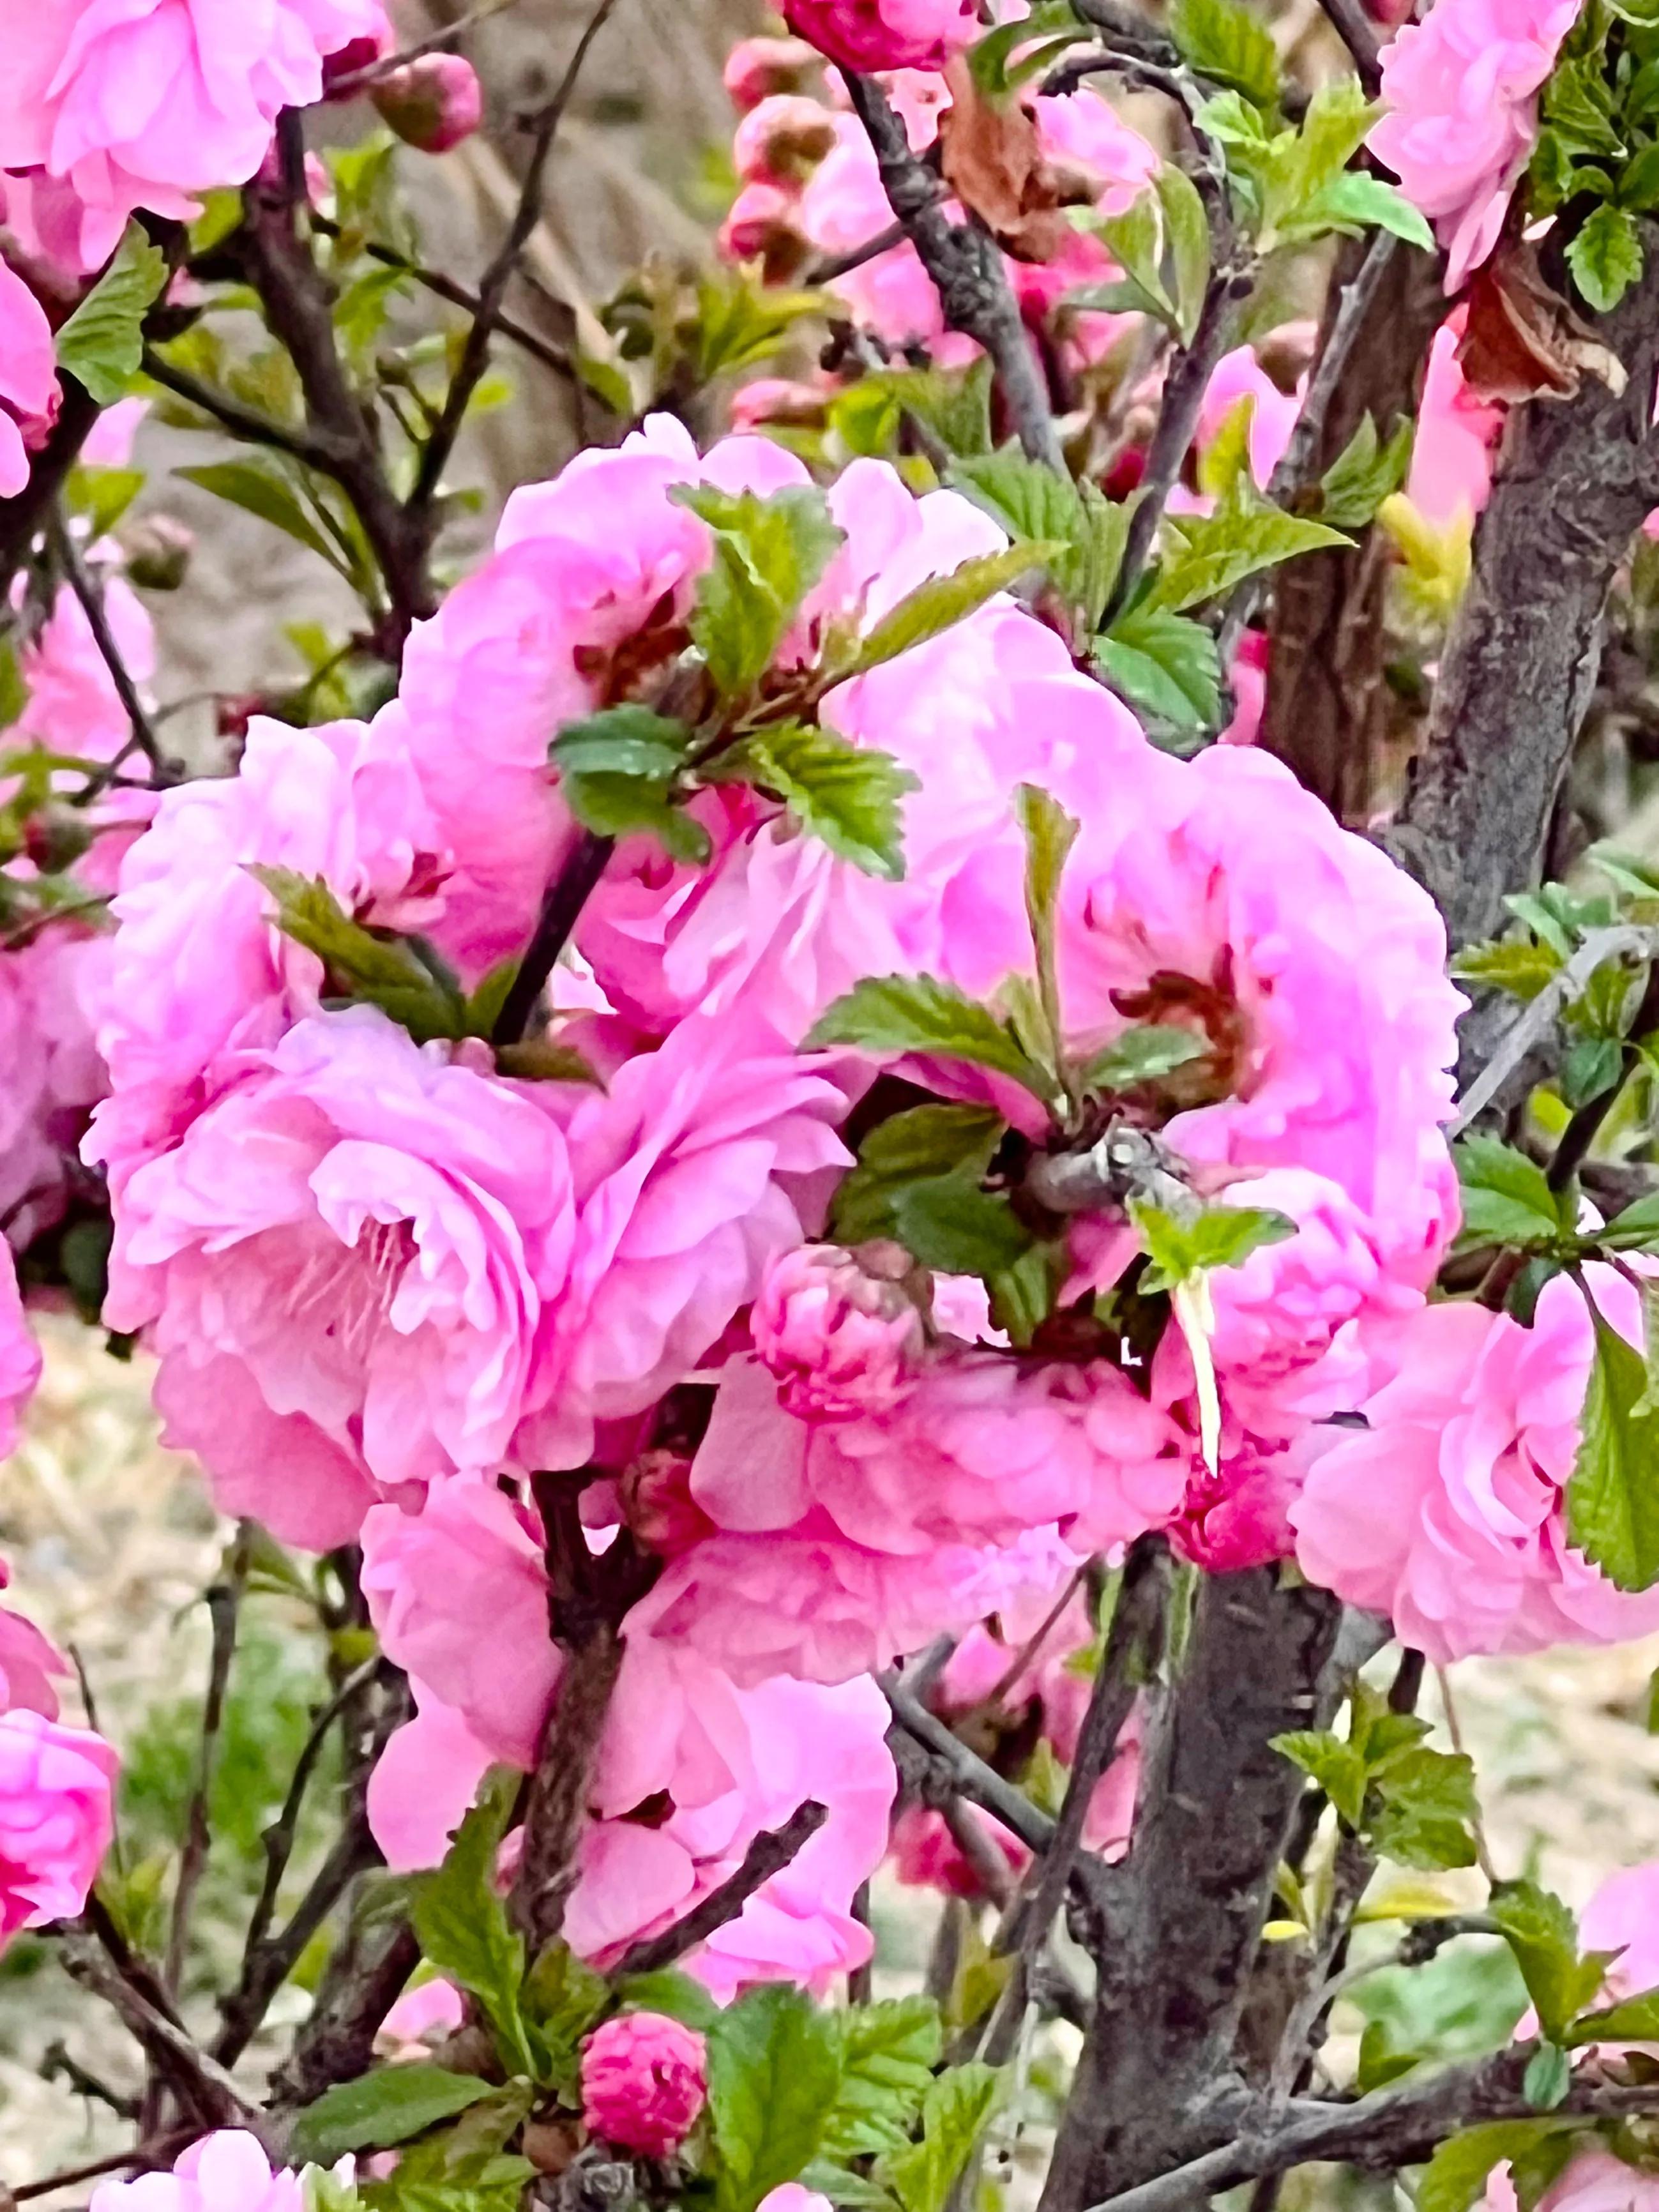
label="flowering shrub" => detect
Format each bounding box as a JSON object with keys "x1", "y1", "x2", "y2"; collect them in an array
[{"x1": 5, "y1": 0, "x2": 1659, "y2": 2204}]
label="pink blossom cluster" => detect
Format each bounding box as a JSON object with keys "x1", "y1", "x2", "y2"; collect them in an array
[{"x1": 1369, "y1": 0, "x2": 1580, "y2": 290}]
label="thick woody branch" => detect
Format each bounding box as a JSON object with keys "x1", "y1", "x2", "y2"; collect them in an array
[
  {"x1": 493, "y1": 830, "x2": 615, "y2": 1045},
  {"x1": 843, "y1": 72, "x2": 1064, "y2": 473},
  {"x1": 614, "y1": 1801, "x2": 830, "y2": 1976},
  {"x1": 267, "y1": 1911, "x2": 420, "y2": 2112}
]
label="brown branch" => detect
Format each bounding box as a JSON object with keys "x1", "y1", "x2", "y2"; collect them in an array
[
  {"x1": 614, "y1": 1801, "x2": 829, "y2": 1976},
  {"x1": 140, "y1": 348, "x2": 347, "y2": 468},
  {"x1": 492, "y1": 830, "x2": 615, "y2": 1045},
  {"x1": 166, "y1": 1531, "x2": 250, "y2": 1994},
  {"x1": 306, "y1": 220, "x2": 574, "y2": 379},
  {"x1": 0, "y1": 382, "x2": 103, "y2": 598},
  {"x1": 267, "y1": 1910, "x2": 420, "y2": 2112},
  {"x1": 410, "y1": 0, "x2": 622, "y2": 507},
  {"x1": 1312, "y1": 0, "x2": 1382, "y2": 93},
  {"x1": 14, "y1": 2135, "x2": 196, "y2": 2203},
  {"x1": 47, "y1": 511, "x2": 174, "y2": 784},
  {"x1": 56, "y1": 1921, "x2": 259, "y2": 2133},
  {"x1": 842, "y1": 72, "x2": 1063, "y2": 473}
]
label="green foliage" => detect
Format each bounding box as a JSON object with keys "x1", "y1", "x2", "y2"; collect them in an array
[
  {"x1": 1563, "y1": 1985, "x2": 1659, "y2": 2043},
  {"x1": 1077, "y1": 168, "x2": 1213, "y2": 344},
  {"x1": 951, "y1": 449, "x2": 1135, "y2": 633},
  {"x1": 708, "y1": 1982, "x2": 845, "y2": 2212},
  {"x1": 1569, "y1": 201, "x2": 1646, "y2": 308},
  {"x1": 1169, "y1": 0, "x2": 1281, "y2": 111},
  {"x1": 1451, "y1": 936, "x2": 1566, "y2": 1002},
  {"x1": 561, "y1": 767, "x2": 711, "y2": 865},
  {"x1": 410, "y1": 1769, "x2": 536, "y2": 2080},
  {"x1": 807, "y1": 975, "x2": 1056, "y2": 1105},
  {"x1": 66, "y1": 463, "x2": 147, "y2": 542},
  {"x1": 615, "y1": 1966, "x2": 725, "y2": 2031},
  {"x1": 1082, "y1": 1025, "x2": 1209, "y2": 1094},
  {"x1": 694, "y1": 268, "x2": 823, "y2": 383},
  {"x1": 1095, "y1": 605, "x2": 1223, "y2": 737},
  {"x1": 828, "y1": 1103, "x2": 1006, "y2": 1245},
  {"x1": 1489, "y1": 1879, "x2": 1613, "y2": 2042},
  {"x1": 1273, "y1": 1683, "x2": 1480, "y2": 1870},
  {"x1": 1418, "y1": 2122, "x2": 1584, "y2": 2212},
  {"x1": 1453, "y1": 1137, "x2": 1572, "y2": 1252},
  {"x1": 1148, "y1": 503, "x2": 1350, "y2": 614},
  {"x1": 1319, "y1": 414, "x2": 1415, "y2": 529},
  {"x1": 291, "y1": 2066, "x2": 499, "y2": 2162},
  {"x1": 249, "y1": 866, "x2": 470, "y2": 1044},
  {"x1": 520, "y1": 1941, "x2": 609, "y2": 2096},
  {"x1": 176, "y1": 458, "x2": 358, "y2": 582},
  {"x1": 1566, "y1": 1296, "x2": 1659, "y2": 1591},
  {"x1": 838, "y1": 542, "x2": 1065, "y2": 679},
  {"x1": 878, "y1": 2064, "x2": 1001, "y2": 2212},
  {"x1": 713, "y1": 722, "x2": 917, "y2": 880},
  {"x1": 676, "y1": 483, "x2": 845, "y2": 697},
  {"x1": 551, "y1": 705, "x2": 692, "y2": 781},
  {"x1": 56, "y1": 223, "x2": 168, "y2": 404},
  {"x1": 822, "y1": 1997, "x2": 944, "y2": 2160},
  {"x1": 1132, "y1": 1199, "x2": 1296, "y2": 1294}
]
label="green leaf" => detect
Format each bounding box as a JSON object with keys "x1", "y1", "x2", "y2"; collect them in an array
[
  {"x1": 1418, "y1": 2123, "x2": 1580, "y2": 2212},
  {"x1": 829, "y1": 1103, "x2": 1006, "y2": 1245},
  {"x1": 616, "y1": 1967, "x2": 725, "y2": 2032},
  {"x1": 950, "y1": 450, "x2": 1133, "y2": 630},
  {"x1": 1566, "y1": 1299, "x2": 1659, "y2": 1592},
  {"x1": 1319, "y1": 413, "x2": 1414, "y2": 529},
  {"x1": 66, "y1": 464, "x2": 146, "y2": 542},
  {"x1": 798, "y1": 2165, "x2": 902, "y2": 2212},
  {"x1": 714, "y1": 722, "x2": 917, "y2": 879},
  {"x1": 56, "y1": 223, "x2": 167, "y2": 404},
  {"x1": 1543, "y1": 52, "x2": 1625, "y2": 158},
  {"x1": 1524, "y1": 2042, "x2": 1573, "y2": 2110},
  {"x1": 1568, "y1": 202, "x2": 1645, "y2": 311},
  {"x1": 1096, "y1": 605, "x2": 1222, "y2": 734},
  {"x1": 878, "y1": 2064, "x2": 1001, "y2": 2212},
  {"x1": 1149, "y1": 504, "x2": 1350, "y2": 612},
  {"x1": 410, "y1": 1769, "x2": 535, "y2": 2080},
  {"x1": 1271, "y1": 1728, "x2": 1368, "y2": 1828},
  {"x1": 1090, "y1": 190, "x2": 1178, "y2": 326},
  {"x1": 562, "y1": 768, "x2": 711, "y2": 865},
  {"x1": 290, "y1": 2066, "x2": 497, "y2": 2163},
  {"x1": 551, "y1": 704, "x2": 692, "y2": 780},
  {"x1": 1366, "y1": 1748, "x2": 1480, "y2": 1871},
  {"x1": 1453, "y1": 1136, "x2": 1565, "y2": 1250},
  {"x1": 1354, "y1": 2019, "x2": 1422, "y2": 2094},
  {"x1": 1082, "y1": 1024, "x2": 1209, "y2": 1094},
  {"x1": 247, "y1": 867, "x2": 466, "y2": 1044},
  {"x1": 1451, "y1": 937, "x2": 1564, "y2": 1002},
  {"x1": 1490, "y1": 1881, "x2": 1607, "y2": 2043},
  {"x1": 1169, "y1": 0, "x2": 1280, "y2": 110},
  {"x1": 521, "y1": 1942, "x2": 608, "y2": 2095},
  {"x1": 1561, "y1": 1033, "x2": 1623, "y2": 1109},
  {"x1": 823, "y1": 1997, "x2": 943, "y2": 2161},
  {"x1": 708, "y1": 1983, "x2": 844, "y2": 2212},
  {"x1": 840, "y1": 542, "x2": 1064, "y2": 678},
  {"x1": 1133, "y1": 1199, "x2": 1296, "y2": 1294},
  {"x1": 807, "y1": 975, "x2": 1056, "y2": 1105},
  {"x1": 1290, "y1": 170, "x2": 1435, "y2": 251},
  {"x1": 1017, "y1": 781, "x2": 1077, "y2": 1060},
  {"x1": 676, "y1": 483, "x2": 845, "y2": 696},
  {"x1": 1563, "y1": 1985, "x2": 1659, "y2": 2045},
  {"x1": 1157, "y1": 163, "x2": 1213, "y2": 344},
  {"x1": 0, "y1": 640, "x2": 29, "y2": 733},
  {"x1": 176, "y1": 458, "x2": 351, "y2": 577},
  {"x1": 1619, "y1": 140, "x2": 1659, "y2": 210},
  {"x1": 892, "y1": 1172, "x2": 1036, "y2": 1278}
]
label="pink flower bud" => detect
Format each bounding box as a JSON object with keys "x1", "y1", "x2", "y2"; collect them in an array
[
  {"x1": 734, "y1": 96, "x2": 838, "y2": 188},
  {"x1": 372, "y1": 54, "x2": 485, "y2": 155},
  {"x1": 752, "y1": 1243, "x2": 926, "y2": 1420},
  {"x1": 0, "y1": 1709, "x2": 118, "y2": 1946},
  {"x1": 580, "y1": 2011, "x2": 708, "y2": 2158},
  {"x1": 780, "y1": 0, "x2": 978, "y2": 76},
  {"x1": 723, "y1": 35, "x2": 821, "y2": 110}
]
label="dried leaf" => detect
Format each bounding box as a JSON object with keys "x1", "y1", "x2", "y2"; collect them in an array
[
  {"x1": 1457, "y1": 242, "x2": 1628, "y2": 405},
  {"x1": 937, "y1": 58, "x2": 1081, "y2": 264}
]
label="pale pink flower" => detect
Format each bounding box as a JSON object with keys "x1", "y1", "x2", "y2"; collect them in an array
[
  {"x1": 1579, "y1": 1861, "x2": 1659, "y2": 2007},
  {"x1": 724, "y1": 36, "x2": 821, "y2": 112},
  {"x1": 0, "y1": 1248, "x2": 42, "y2": 1464},
  {"x1": 89, "y1": 2132, "x2": 303, "y2": 2212},
  {"x1": 0, "y1": 0, "x2": 387, "y2": 269},
  {"x1": 1292, "y1": 1271, "x2": 1659, "y2": 1661},
  {"x1": 0, "y1": 926, "x2": 107, "y2": 1250},
  {"x1": 734, "y1": 95, "x2": 841, "y2": 189},
  {"x1": 1408, "y1": 314, "x2": 1504, "y2": 526},
  {"x1": 0, "y1": 1561, "x2": 66, "y2": 1719},
  {"x1": 580, "y1": 2012, "x2": 708, "y2": 2156},
  {"x1": 782, "y1": 0, "x2": 978, "y2": 75},
  {"x1": 1487, "y1": 2151, "x2": 1659, "y2": 2212},
  {"x1": 1369, "y1": 0, "x2": 1580, "y2": 289},
  {"x1": 750, "y1": 1241, "x2": 926, "y2": 1418},
  {"x1": 379, "y1": 1974, "x2": 465, "y2": 2051},
  {"x1": 102, "y1": 1007, "x2": 580, "y2": 1547},
  {"x1": 17, "y1": 574, "x2": 156, "y2": 762},
  {"x1": 0, "y1": 262, "x2": 57, "y2": 497},
  {"x1": 0, "y1": 1706, "x2": 117, "y2": 1945},
  {"x1": 761, "y1": 2192, "x2": 835, "y2": 2212},
  {"x1": 79, "y1": 395, "x2": 147, "y2": 467},
  {"x1": 1196, "y1": 344, "x2": 1307, "y2": 490}
]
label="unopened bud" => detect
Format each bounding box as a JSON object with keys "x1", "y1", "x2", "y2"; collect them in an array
[
  {"x1": 723, "y1": 34, "x2": 821, "y2": 110},
  {"x1": 619, "y1": 1449, "x2": 712, "y2": 1557},
  {"x1": 371, "y1": 54, "x2": 484, "y2": 155},
  {"x1": 123, "y1": 515, "x2": 193, "y2": 591}
]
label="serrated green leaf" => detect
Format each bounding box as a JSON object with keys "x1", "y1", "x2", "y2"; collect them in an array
[
  {"x1": 1096, "y1": 605, "x2": 1223, "y2": 732},
  {"x1": 708, "y1": 1983, "x2": 844, "y2": 2212},
  {"x1": 1568, "y1": 202, "x2": 1644, "y2": 311},
  {"x1": 616, "y1": 1967, "x2": 725, "y2": 2031},
  {"x1": 878, "y1": 2064, "x2": 1001, "y2": 2212},
  {"x1": 176, "y1": 458, "x2": 351, "y2": 577},
  {"x1": 807, "y1": 975, "x2": 1056, "y2": 1103},
  {"x1": 1149, "y1": 504, "x2": 1350, "y2": 612},
  {"x1": 1453, "y1": 1136, "x2": 1565, "y2": 1250},
  {"x1": 1605, "y1": 1190, "x2": 1659, "y2": 1253},
  {"x1": 1566, "y1": 1299, "x2": 1659, "y2": 1593},
  {"x1": 290, "y1": 2066, "x2": 497, "y2": 2163},
  {"x1": 1544, "y1": 53, "x2": 1625, "y2": 158},
  {"x1": 1157, "y1": 163, "x2": 1213, "y2": 344},
  {"x1": 841, "y1": 542, "x2": 1063, "y2": 678},
  {"x1": 1418, "y1": 2123, "x2": 1580, "y2": 2212},
  {"x1": 829, "y1": 1103, "x2": 1006, "y2": 1245},
  {"x1": 1169, "y1": 0, "x2": 1280, "y2": 110},
  {"x1": 1091, "y1": 191, "x2": 1178, "y2": 324},
  {"x1": 892, "y1": 1172, "x2": 1035, "y2": 1277},
  {"x1": 551, "y1": 704, "x2": 692, "y2": 780},
  {"x1": 1271, "y1": 1728, "x2": 1368, "y2": 1828},
  {"x1": 562, "y1": 769, "x2": 711, "y2": 864},
  {"x1": 248, "y1": 866, "x2": 467, "y2": 1044},
  {"x1": 1081, "y1": 1024, "x2": 1209, "y2": 1093},
  {"x1": 676, "y1": 483, "x2": 845, "y2": 696},
  {"x1": 1524, "y1": 2042, "x2": 1573, "y2": 2109},
  {"x1": 410, "y1": 1768, "x2": 534, "y2": 2080},
  {"x1": 56, "y1": 223, "x2": 167, "y2": 404},
  {"x1": 1289, "y1": 170, "x2": 1436, "y2": 250},
  {"x1": 1563, "y1": 1985, "x2": 1659, "y2": 2045},
  {"x1": 1367, "y1": 1748, "x2": 1479, "y2": 1871},
  {"x1": 520, "y1": 1942, "x2": 608, "y2": 2095},
  {"x1": 1490, "y1": 1880, "x2": 1608, "y2": 2042},
  {"x1": 711, "y1": 722, "x2": 917, "y2": 879},
  {"x1": 1319, "y1": 413, "x2": 1414, "y2": 529},
  {"x1": 949, "y1": 450, "x2": 1133, "y2": 630},
  {"x1": 1133, "y1": 1199, "x2": 1296, "y2": 1294},
  {"x1": 822, "y1": 1997, "x2": 943, "y2": 2161},
  {"x1": 1620, "y1": 140, "x2": 1659, "y2": 210}
]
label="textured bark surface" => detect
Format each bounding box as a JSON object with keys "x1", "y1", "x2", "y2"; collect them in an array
[{"x1": 1038, "y1": 1571, "x2": 1347, "y2": 2212}]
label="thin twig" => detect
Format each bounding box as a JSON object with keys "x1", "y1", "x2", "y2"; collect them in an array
[
  {"x1": 808, "y1": 219, "x2": 911, "y2": 287},
  {"x1": 306, "y1": 218, "x2": 575, "y2": 378},
  {"x1": 47, "y1": 511, "x2": 172, "y2": 782},
  {"x1": 56, "y1": 1922, "x2": 259, "y2": 2132},
  {"x1": 492, "y1": 830, "x2": 615, "y2": 1045},
  {"x1": 166, "y1": 1528, "x2": 250, "y2": 1994},
  {"x1": 412, "y1": 0, "x2": 623, "y2": 506},
  {"x1": 1450, "y1": 925, "x2": 1655, "y2": 1135},
  {"x1": 140, "y1": 349, "x2": 345, "y2": 468},
  {"x1": 882, "y1": 1675, "x2": 1057, "y2": 1857},
  {"x1": 241, "y1": 1655, "x2": 382, "y2": 1972},
  {"x1": 323, "y1": 0, "x2": 519, "y2": 95},
  {"x1": 1434, "y1": 1666, "x2": 1498, "y2": 1885},
  {"x1": 14, "y1": 2134, "x2": 196, "y2": 2203},
  {"x1": 614, "y1": 1801, "x2": 830, "y2": 1975}
]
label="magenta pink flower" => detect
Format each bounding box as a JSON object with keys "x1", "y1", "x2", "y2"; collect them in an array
[
  {"x1": 0, "y1": 1706, "x2": 117, "y2": 1945},
  {"x1": 0, "y1": 1248, "x2": 42, "y2": 1466},
  {"x1": 1292, "y1": 1270, "x2": 1659, "y2": 1660},
  {"x1": 581, "y1": 2011, "x2": 708, "y2": 2156},
  {"x1": 781, "y1": 0, "x2": 977, "y2": 73},
  {"x1": 1369, "y1": 0, "x2": 1580, "y2": 290},
  {"x1": 0, "y1": 262, "x2": 57, "y2": 497},
  {"x1": 89, "y1": 2132, "x2": 303, "y2": 2212},
  {"x1": 751, "y1": 1242, "x2": 926, "y2": 1418},
  {"x1": 0, "y1": 0, "x2": 387, "y2": 269},
  {"x1": 371, "y1": 52, "x2": 483, "y2": 154}
]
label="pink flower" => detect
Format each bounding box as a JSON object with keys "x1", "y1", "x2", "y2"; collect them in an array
[
  {"x1": 580, "y1": 2012, "x2": 708, "y2": 2156},
  {"x1": 734, "y1": 95, "x2": 841, "y2": 189},
  {"x1": 1488, "y1": 2151, "x2": 1659, "y2": 2212},
  {"x1": 761, "y1": 2192, "x2": 835, "y2": 2212},
  {"x1": 102, "y1": 1008, "x2": 580, "y2": 1547},
  {"x1": 0, "y1": 1707, "x2": 117, "y2": 1945},
  {"x1": 1196, "y1": 344, "x2": 1308, "y2": 490},
  {"x1": 0, "y1": 0, "x2": 387, "y2": 269},
  {"x1": 17, "y1": 573, "x2": 156, "y2": 761},
  {"x1": 0, "y1": 1561, "x2": 66, "y2": 1720},
  {"x1": 781, "y1": 0, "x2": 978, "y2": 75},
  {"x1": 0, "y1": 925, "x2": 107, "y2": 1252},
  {"x1": 0, "y1": 1248, "x2": 42, "y2": 1464},
  {"x1": 379, "y1": 1974, "x2": 465, "y2": 2052},
  {"x1": 0, "y1": 262, "x2": 57, "y2": 497},
  {"x1": 724, "y1": 36, "x2": 821, "y2": 111},
  {"x1": 1369, "y1": 0, "x2": 1580, "y2": 290},
  {"x1": 371, "y1": 52, "x2": 483, "y2": 154},
  {"x1": 1291, "y1": 1271, "x2": 1659, "y2": 1661},
  {"x1": 89, "y1": 2132, "x2": 303, "y2": 2212},
  {"x1": 1408, "y1": 314, "x2": 1504, "y2": 526},
  {"x1": 751, "y1": 1242, "x2": 926, "y2": 1418}
]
